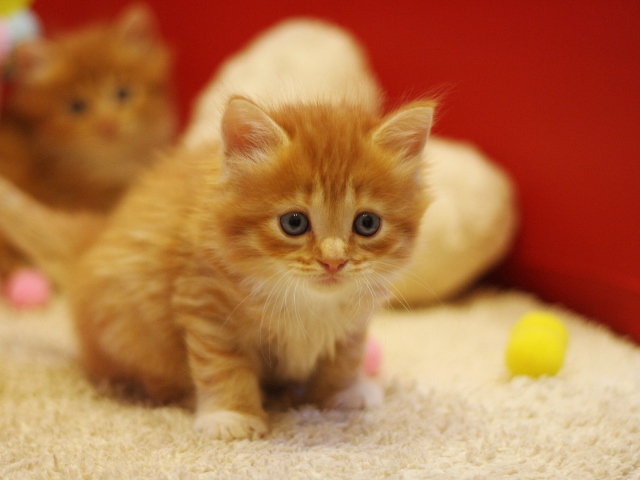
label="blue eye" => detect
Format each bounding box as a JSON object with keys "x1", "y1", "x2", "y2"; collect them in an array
[
  {"x1": 280, "y1": 212, "x2": 310, "y2": 236},
  {"x1": 353, "y1": 213, "x2": 381, "y2": 237}
]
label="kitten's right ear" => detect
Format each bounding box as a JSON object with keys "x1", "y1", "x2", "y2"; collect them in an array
[
  {"x1": 11, "y1": 40, "x2": 55, "y2": 84},
  {"x1": 221, "y1": 97, "x2": 289, "y2": 166},
  {"x1": 372, "y1": 101, "x2": 435, "y2": 163}
]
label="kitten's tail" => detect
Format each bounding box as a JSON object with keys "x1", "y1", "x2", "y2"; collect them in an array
[{"x1": 0, "y1": 176, "x2": 106, "y2": 287}]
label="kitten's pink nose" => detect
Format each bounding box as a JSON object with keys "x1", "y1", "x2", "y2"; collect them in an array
[
  {"x1": 319, "y1": 259, "x2": 347, "y2": 274},
  {"x1": 97, "y1": 118, "x2": 119, "y2": 139}
]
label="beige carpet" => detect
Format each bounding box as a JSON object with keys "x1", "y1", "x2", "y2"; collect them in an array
[{"x1": 1, "y1": 289, "x2": 638, "y2": 479}]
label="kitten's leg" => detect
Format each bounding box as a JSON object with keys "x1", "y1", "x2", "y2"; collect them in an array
[
  {"x1": 303, "y1": 329, "x2": 383, "y2": 410},
  {"x1": 182, "y1": 322, "x2": 268, "y2": 440}
]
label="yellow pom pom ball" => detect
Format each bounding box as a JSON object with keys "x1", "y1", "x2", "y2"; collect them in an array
[
  {"x1": 505, "y1": 311, "x2": 569, "y2": 377},
  {"x1": 0, "y1": 0, "x2": 34, "y2": 18}
]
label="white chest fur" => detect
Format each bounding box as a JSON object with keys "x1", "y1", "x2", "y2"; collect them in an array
[{"x1": 245, "y1": 282, "x2": 373, "y2": 382}]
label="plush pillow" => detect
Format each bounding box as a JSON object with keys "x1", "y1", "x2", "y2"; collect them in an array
[
  {"x1": 390, "y1": 137, "x2": 517, "y2": 306},
  {"x1": 182, "y1": 18, "x2": 381, "y2": 150},
  {"x1": 182, "y1": 18, "x2": 518, "y2": 307}
]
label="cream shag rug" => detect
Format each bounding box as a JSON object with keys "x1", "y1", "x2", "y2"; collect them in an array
[{"x1": 1, "y1": 289, "x2": 639, "y2": 479}]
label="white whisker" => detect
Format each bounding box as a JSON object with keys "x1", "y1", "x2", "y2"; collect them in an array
[
  {"x1": 370, "y1": 270, "x2": 412, "y2": 312},
  {"x1": 260, "y1": 271, "x2": 292, "y2": 365},
  {"x1": 371, "y1": 259, "x2": 445, "y2": 307},
  {"x1": 219, "y1": 271, "x2": 283, "y2": 332},
  {"x1": 292, "y1": 278, "x2": 311, "y2": 340}
]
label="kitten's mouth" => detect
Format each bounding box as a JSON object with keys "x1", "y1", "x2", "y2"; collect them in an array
[
  {"x1": 320, "y1": 275, "x2": 339, "y2": 285},
  {"x1": 315, "y1": 272, "x2": 345, "y2": 288}
]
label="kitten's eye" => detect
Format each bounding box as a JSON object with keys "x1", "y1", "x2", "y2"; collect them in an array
[
  {"x1": 280, "y1": 212, "x2": 310, "y2": 236},
  {"x1": 115, "y1": 86, "x2": 132, "y2": 102},
  {"x1": 353, "y1": 213, "x2": 381, "y2": 237},
  {"x1": 68, "y1": 99, "x2": 87, "y2": 115}
]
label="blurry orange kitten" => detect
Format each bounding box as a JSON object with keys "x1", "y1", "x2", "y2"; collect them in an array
[
  {"x1": 0, "y1": 95, "x2": 434, "y2": 439},
  {"x1": 0, "y1": 4, "x2": 176, "y2": 276}
]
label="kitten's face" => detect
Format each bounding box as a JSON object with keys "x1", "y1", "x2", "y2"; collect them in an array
[
  {"x1": 212, "y1": 100, "x2": 433, "y2": 299},
  {"x1": 9, "y1": 6, "x2": 176, "y2": 184}
]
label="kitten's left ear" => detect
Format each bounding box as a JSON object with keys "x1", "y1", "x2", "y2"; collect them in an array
[
  {"x1": 372, "y1": 101, "x2": 435, "y2": 163},
  {"x1": 117, "y1": 4, "x2": 159, "y2": 47},
  {"x1": 12, "y1": 40, "x2": 56, "y2": 84}
]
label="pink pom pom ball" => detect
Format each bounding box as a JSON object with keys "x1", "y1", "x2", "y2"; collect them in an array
[
  {"x1": 4, "y1": 267, "x2": 52, "y2": 308},
  {"x1": 363, "y1": 337, "x2": 383, "y2": 377}
]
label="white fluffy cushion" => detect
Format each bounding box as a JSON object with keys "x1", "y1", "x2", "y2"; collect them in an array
[{"x1": 391, "y1": 137, "x2": 518, "y2": 306}]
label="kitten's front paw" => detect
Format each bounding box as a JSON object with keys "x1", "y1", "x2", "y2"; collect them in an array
[
  {"x1": 194, "y1": 410, "x2": 268, "y2": 440},
  {"x1": 324, "y1": 377, "x2": 384, "y2": 410}
]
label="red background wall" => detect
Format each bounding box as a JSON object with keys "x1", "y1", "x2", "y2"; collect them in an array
[{"x1": 31, "y1": 1, "x2": 640, "y2": 341}]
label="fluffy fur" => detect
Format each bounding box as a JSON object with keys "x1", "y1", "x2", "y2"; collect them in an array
[
  {"x1": 75, "y1": 97, "x2": 433, "y2": 438},
  {"x1": 0, "y1": 4, "x2": 176, "y2": 276}
]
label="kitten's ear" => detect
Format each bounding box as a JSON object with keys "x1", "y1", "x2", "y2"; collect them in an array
[
  {"x1": 221, "y1": 97, "x2": 289, "y2": 165},
  {"x1": 117, "y1": 4, "x2": 159, "y2": 47},
  {"x1": 372, "y1": 101, "x2": 435, "y2": 163},
  {"x1": 12, "y1": 40, "x2": 55, "y2": 84}
]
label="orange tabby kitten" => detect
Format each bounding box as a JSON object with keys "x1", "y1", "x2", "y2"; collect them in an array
[
  {"x1": 0, "y1": 4, "x2": 176, "y2": 276},
  {"x1": 0, "y1": 95, "x2": 434, "y2": 439}
]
